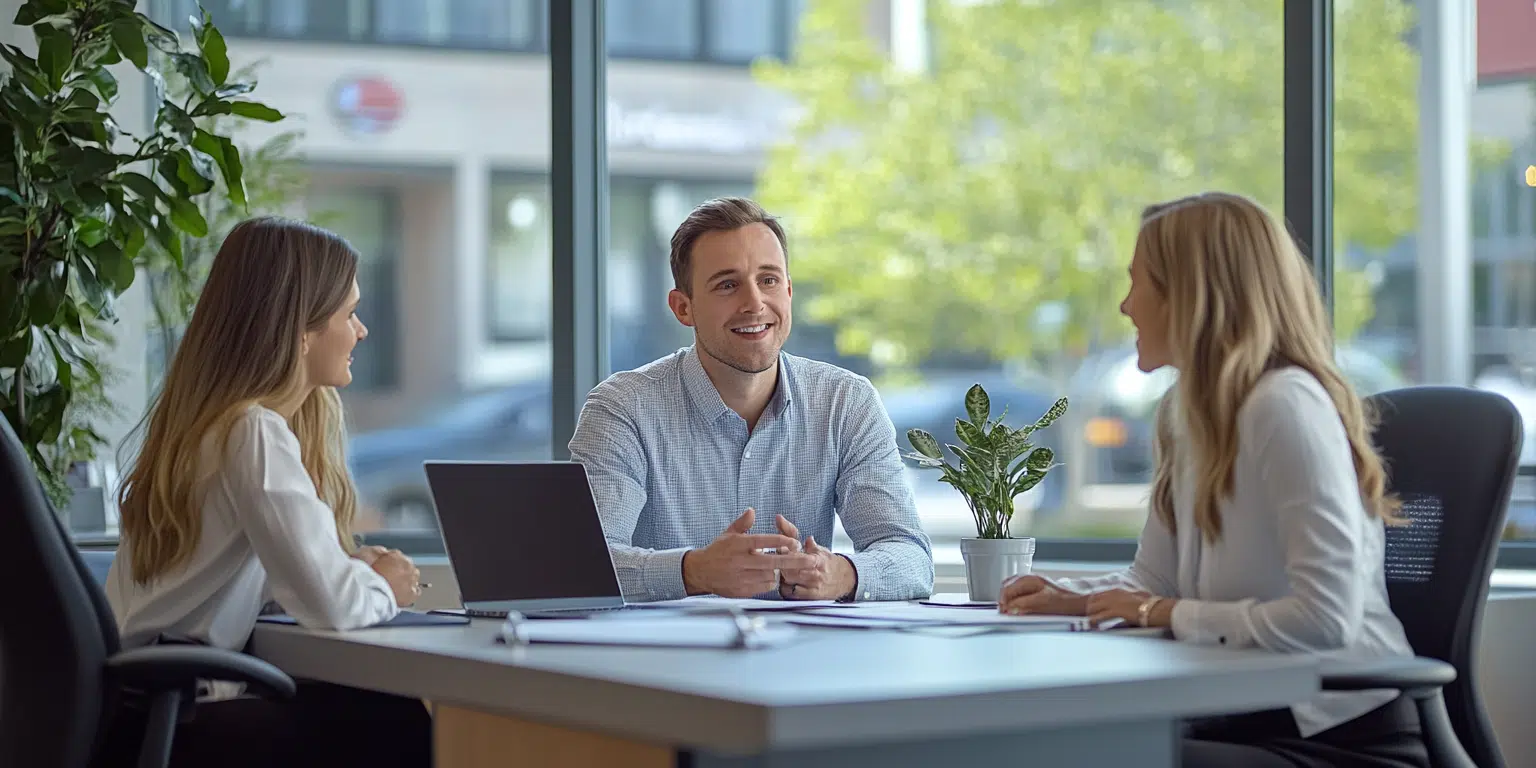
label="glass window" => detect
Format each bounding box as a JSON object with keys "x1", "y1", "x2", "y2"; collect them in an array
[
  {"x1": 374, "y1": 0, "x2": 438, "y2": 44},
  {"x1": 607, "y1": 0, "x2": 700, "y2": 59},
  {"x1": 705, "y1": 0, "x2": 778, "y2": 62},
  {"x1": 607, "y1": 1, "x2": 1283, "y2": 558},
  {"x1": 307, "y1": 189, "x2": 400, "y2": 392},
  {"x1": 607, "y1": 179, "x2": 756, "y2": 372},
  {"x1": 487, "y1": 178, "x2": 553, "y2": 343},
  {"x1": 1340, "y1": 0, "x2": 1536, "y2": 540},
  {"x1": 92, "y1": 5, "x2": 555, "y2": 550},
  {"x1": 449, "y1": 0, "x2": 538, "y2": 48}
]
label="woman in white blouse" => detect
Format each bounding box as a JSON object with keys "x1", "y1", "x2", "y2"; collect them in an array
[
  {"x1": 1001, "y1": 193, "x2": 1429, "y2": 768},
  {"x1": 105, "y1": 217, "x2": 429, "y2": 767}
]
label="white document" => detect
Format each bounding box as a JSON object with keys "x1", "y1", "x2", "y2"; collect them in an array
[
  {"x1": 500, "y1": 616, "x2": 800, "y2": 649},
  {"x1": 803, "y1": 603, "x2": 1089, "y2": 630},
  {"x1": 638, "y1": 596, "x2": 844, "y2": 612},
  {"x1": 919, "y1": 593, "x2": 998, "y2": 608}
]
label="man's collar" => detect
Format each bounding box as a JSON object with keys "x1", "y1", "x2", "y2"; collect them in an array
[{"x1": 681, "y1": 346, "x2": 794, "y2": 423}]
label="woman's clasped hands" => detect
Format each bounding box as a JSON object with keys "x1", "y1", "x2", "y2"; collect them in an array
[{"x1": 998, "y1": 575, "x2": 1163, "y2": 628}]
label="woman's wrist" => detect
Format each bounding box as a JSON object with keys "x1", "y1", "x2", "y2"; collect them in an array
[{"x1": 1151, "y1": 598, "x2": 1177, "y2": 628}]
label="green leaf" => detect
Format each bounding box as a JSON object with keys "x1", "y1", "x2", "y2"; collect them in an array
[
  {"x1": 159, "y1": 99, "x2": 196, "y2": 144},
  {"x1": 26, "y1": 268, "x2": 66, "y2": 326},
  {"x1": 167, "y1": 195, "x2": 208, "y2": 237},
  {"x1": 69, "y1": 147, "x2": 120, "y2": 184},
  {"x1": 214, "y1": 81, "x2": 257, "y2": 99},
  {"x1": 86, "y1": 68, "x2": 118, "y2": 102},
  {"x1": 1031, "y1": 397, "x2": 1069, "y2": 432},
  {"x1": 120, "y1": 223, "x2": 145, "y2": 267},
  {"x1": 227, "y1": 101, "x2": 285, "y2": 122},
  {"x1": 32, "y1": 382, "x2": 69, "y2": 444},
  {"x1": 14, "y1": 0, "x2": 68, "y2": 26},
  {"x1": 172, "y1": 52, "x2": 216, "y2": 96},
  {"x1": 906, "y1": 427, "x2": 942, "y2": 459},
  {"x1": 215, "y1": 135, "x2": 246, "y2": 209},
  {"x1": 0, "y1": 44, "x2": 49, "y2": 96},
  {"x1": 1024, "y1": 446, "x2": 1054, "y2": 471},
  {"x1": 152, "y1": 213, "x2": 184, "y2": 268},
  {"x1": 118, "y1": 171, "x2": 163, "y2": 204},
  {"x1": 199, "y1": 20, "x2": 230, "y2": 87},
  {"x1": 1012, "y1": 470, "x2": 1047, "y2": 497},
  {"x1": 138, "y1": 13, "x2": 181, "y2": 53},
  {"x1": 109, "y1": 18, "x2": 147, "y2": 70},
  {"x1": 34, "y1": 23, "x2": 72, "y2": 89},
  {"x1": 47, "y1": 332, "x2": 71, "y2": 389},
  {"x1": 0, "y1": 329, "x2": 33, "y2": 368},
  {"x1": 954, "y1": 417, "x2": 987, "y2": 447},
  {"x1": 174, "y1": 149, "x2": 215, "y2": 195},
  {"x1": 964, "y1": 383, "x2": 990, "y2": 427}
]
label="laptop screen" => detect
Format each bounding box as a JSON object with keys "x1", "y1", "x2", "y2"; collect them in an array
[{"x1": 423, "y1": 461, "x2": 623, "y2": 604}]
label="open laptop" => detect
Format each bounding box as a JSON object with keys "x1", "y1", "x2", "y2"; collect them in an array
[{"x1": 423, "y1": 460, "x2": 627, "y2": 618}]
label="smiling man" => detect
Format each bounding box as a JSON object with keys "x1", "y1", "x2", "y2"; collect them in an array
[{"x1": 568, "y1": 197, "x2": 934, "y2": 603}]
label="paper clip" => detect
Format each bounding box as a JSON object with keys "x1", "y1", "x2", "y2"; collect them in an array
[
  {"x1": 500, "y1": 610, "x2": 531, "y2": 648},
  {"x1": 727, "y1": 607, "x2": 768, "y2": 650}
]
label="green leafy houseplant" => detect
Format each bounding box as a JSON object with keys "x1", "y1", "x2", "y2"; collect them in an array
[
  {"x1": 0, "y1": 0, "x2": 284, "y2": 507},
  {"x1": 904, "y1": 384, "x2": 1068, "y2": 539}
]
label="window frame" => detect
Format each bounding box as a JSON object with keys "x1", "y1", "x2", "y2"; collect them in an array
[{"x1": 187, "y1": 0, "x2": 799, "y2": 64}]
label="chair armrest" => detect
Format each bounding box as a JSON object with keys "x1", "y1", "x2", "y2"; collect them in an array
[
  {"x1": 1319, "y1": 655, "x2": 1456, "y2": 692},
  {"x1": 106, "y1": 645, "x2": 297, "y2": 700}
]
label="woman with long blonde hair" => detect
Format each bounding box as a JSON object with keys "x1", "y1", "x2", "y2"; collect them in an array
[
  {"x1": 104, "y1": 217, "x2": 429, "y2": 767},
  {"x1": 1000, "y1": 193, "x2": 1428, "y2": 767}
]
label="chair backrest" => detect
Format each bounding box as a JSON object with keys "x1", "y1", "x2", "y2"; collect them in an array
[
  {"x1": 1369, "y1": 386, "x2": 1521, "y2": 768},
  {"x1": 0, "y1": 416, "x2": 123, "y2": 768}
]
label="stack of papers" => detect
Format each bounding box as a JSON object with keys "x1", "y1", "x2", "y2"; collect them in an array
[
  {"x1": 638, "y1": 596, "x2": 844, "y2": 612},
  {"x1": 793, "y1": 603, "x2": 1088, "y2": 631}
]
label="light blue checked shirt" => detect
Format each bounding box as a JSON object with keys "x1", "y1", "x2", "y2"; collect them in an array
[{"x1": 568, "y1": 346, "x2": 934, "y2": 603}]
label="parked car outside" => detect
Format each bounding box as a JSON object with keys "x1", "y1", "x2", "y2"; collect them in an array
[{"x1": 1060, "y1": 345, "x2": 1406, "y2": 534}]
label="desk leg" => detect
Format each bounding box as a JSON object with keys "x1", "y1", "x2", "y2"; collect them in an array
[{"x1": 433, "y1": 703, "x2": 677, "y2": 768}]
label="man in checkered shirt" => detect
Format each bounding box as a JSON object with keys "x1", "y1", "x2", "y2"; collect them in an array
[{"x1": 569, "y1": 197, "x2": 934, "y2": 603}]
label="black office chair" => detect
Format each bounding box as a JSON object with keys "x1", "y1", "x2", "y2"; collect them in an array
[
  {"x1": 1321, "y1": 386, "x2": 1521, "y2": 768},
  {"x1": 0, "y1": 416, "x2": 296, "y2": 768}
]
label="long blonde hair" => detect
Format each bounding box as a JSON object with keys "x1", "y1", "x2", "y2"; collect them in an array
[
  {"x1": 119, "y1": 217, "x2": 362, "y2": 585},
  {"x1": 1141, "y1": 192, "x2": 1398, "y2": 542}
]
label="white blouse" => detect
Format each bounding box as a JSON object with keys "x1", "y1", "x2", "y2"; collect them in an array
[
  {"x1": 107, "y1": 405, "x2": 398, "y2": 658},
  {"x1": 1051, "y1": 367, "x2": 1413, "y2": 737}
]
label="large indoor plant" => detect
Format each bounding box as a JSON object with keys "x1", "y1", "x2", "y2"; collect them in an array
[
  {"x1": 0, "y1": 0, "x2": 283, "y2": 507},
  {"x1": 905, "y1": 384, "x2": 1068, "y2": 601}
]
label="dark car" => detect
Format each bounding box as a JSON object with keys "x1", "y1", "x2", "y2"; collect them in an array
[{"x1": 348, "y1": 382, "x2": 552, "y2": 530}]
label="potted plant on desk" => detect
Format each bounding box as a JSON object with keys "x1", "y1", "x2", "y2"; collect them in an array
[{"x1": 904, "y1": 385, "x2": 1068, "y2": 602}]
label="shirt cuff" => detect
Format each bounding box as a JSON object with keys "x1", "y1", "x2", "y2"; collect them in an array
[
  {"x1": 840, "y1": 552, "x2": 879, "y2": 602},
  {"x1": 1170, "y1": 598, "x2": 1252, "y2": 648},
  {"x1": 641, "y1": 547, "x2": 690, "y2": 602}
]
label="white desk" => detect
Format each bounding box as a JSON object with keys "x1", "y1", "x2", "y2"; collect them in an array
[{"x1": 252, "y1": 619, "x2": 1318, "y2": 767}]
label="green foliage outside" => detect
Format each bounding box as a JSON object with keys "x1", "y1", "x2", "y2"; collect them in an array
[{"x1": 752, "y1": 0, "x2": 1434, "y2": 377}]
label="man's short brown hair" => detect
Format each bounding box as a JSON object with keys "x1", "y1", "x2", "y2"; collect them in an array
[{"x1": 669, "y1": 197, "x2": 789, "y2": 295}]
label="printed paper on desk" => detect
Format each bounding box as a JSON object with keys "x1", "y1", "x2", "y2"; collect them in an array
[
  {"x1": 919, "y1": 593, "x2": 997, "y2": 609},
  {"x1": 803, "y1": 603, "x2": 1089, "y2": 630},
  {"x1": 640, "y1": 596, "x2": 844, "y2": 612}
]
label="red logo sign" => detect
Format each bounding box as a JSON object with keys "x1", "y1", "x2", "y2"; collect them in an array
[{"x1": 331, "y1": 76, "x2": 404, "y2": 135}]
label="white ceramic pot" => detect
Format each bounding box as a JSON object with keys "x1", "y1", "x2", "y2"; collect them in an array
[{"x1": 960, "y1": 537, "x2": 1037, "y2": 602}]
